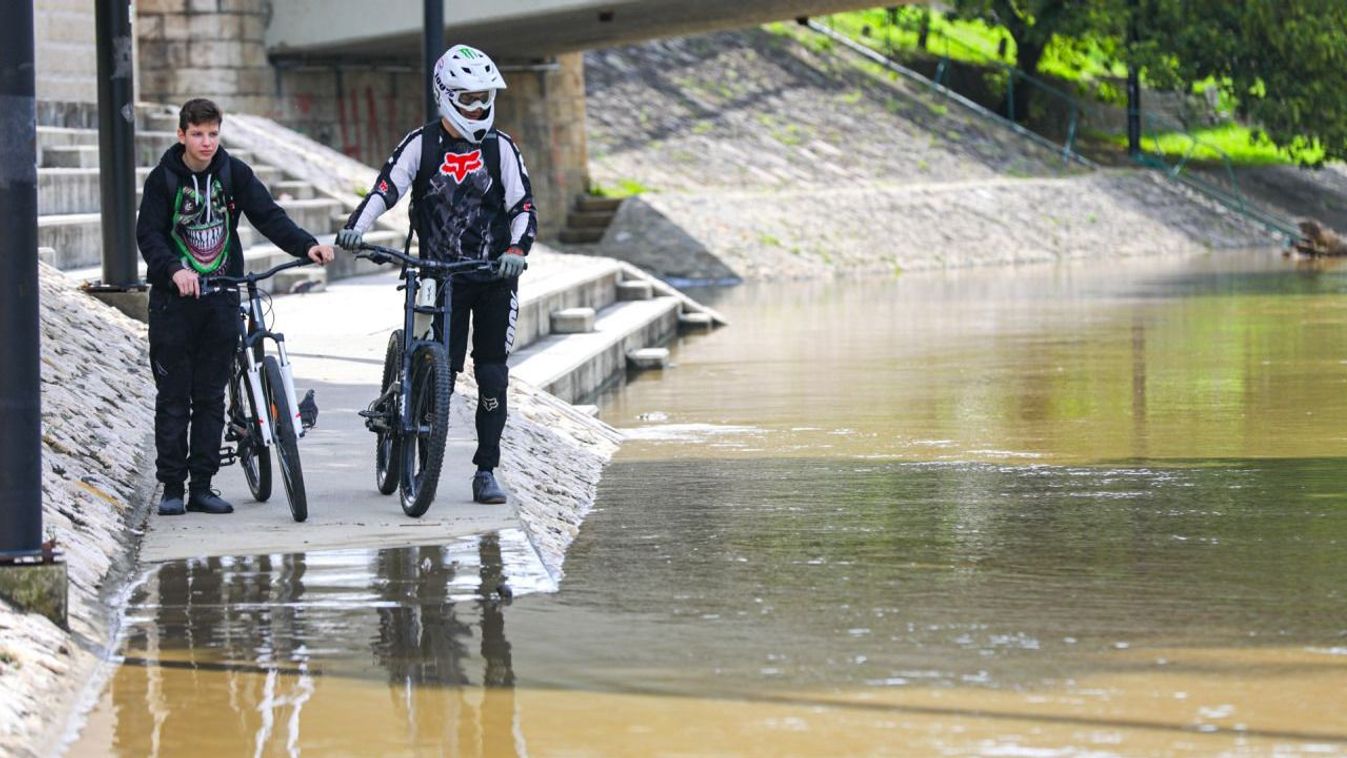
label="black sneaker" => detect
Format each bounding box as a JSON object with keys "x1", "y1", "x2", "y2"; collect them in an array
[
  {"x1": 472, "y1": 471, "x2": 507, "y2": 504},
  {"x1": 186, "y1": 489, "x2": 234, "y2": 514},
  {"x1": 158, "y1": 495, "x2": 186, "y2": 516}
]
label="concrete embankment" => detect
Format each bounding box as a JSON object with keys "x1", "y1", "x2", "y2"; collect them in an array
[
  {"x1": 577, "y1": 28, "x2": 1277, "y2": 281},
  {"x1": 3, "y1": 243, "x2": 705, "y2": 755},
  {"x1": 0, "y1": 264, "x2": 155, "y2": 758}
]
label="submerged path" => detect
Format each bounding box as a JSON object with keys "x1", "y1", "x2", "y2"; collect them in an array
[{"x1": 139, "y1": 253, "x2": 597, "y2": 563}]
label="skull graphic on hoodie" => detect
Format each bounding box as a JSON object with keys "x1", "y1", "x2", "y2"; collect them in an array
[{"x1": 171, "y1": 175, "x2": 232, "y2": 274}]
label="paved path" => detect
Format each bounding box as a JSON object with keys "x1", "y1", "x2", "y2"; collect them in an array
[{"x1": 139, "y1": 267, "x2": 520, "y2": 562}]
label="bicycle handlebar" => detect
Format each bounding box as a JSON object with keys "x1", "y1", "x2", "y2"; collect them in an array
[
  {"x1": 202, "y1": 257, "x2": 311, "y2": 290},
  {"x1": 354, "y1": 243, "x2": 520, "y2": 274}
]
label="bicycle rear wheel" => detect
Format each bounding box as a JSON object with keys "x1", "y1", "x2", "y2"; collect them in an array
[
  {"x1": 262, "y1": 356, "x2": 308, "y2": 522},
  {"x1": 399, "y1": 343, "x2": 451, "y2": 517},
  {"x1": 228, "y1": 360, "x2": 271, "y2": 502},
  {"x1": 375, "y1": 330, "x2": 403, "y2": 496}
]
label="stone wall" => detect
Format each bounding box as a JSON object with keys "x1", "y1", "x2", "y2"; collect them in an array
[
  {"x1": 135, "y1": 2, "x2": 589, "y2": 239},
  {"x1": 35, "y1": 0, "x2": 98, "y2": 103},
  {"x1": 136, "y1": 0, "x2": 274, "y2": 117}
]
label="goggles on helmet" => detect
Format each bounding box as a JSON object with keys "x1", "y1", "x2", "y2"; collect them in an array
[{"x1": 451, "y1": 90, "x2": 495, "y2": 113}]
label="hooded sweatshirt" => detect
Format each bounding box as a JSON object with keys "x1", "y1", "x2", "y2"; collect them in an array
[{"x1": 137, "y1": 144, "x2": 317, "y2": 305}]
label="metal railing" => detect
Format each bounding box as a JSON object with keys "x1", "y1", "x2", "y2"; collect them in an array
[{"x1": 805, "y1": 15, "x2": 1300, "y2": 244}]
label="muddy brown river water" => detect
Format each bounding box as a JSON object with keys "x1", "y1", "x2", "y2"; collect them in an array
[{"x1": 70, "y1": 251, "x2": 1347, "y2": 756}]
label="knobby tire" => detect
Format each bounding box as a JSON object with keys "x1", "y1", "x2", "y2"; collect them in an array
[
  {"x1": 229, "y1": 360, "x2": 272, "y2": 502},
  {"x1": 399, "y1": 343, "x2": 451, "y2": 517},
  {"x1": 375, "y1": 330, "x2": 403, "y2": 496},
  {"x1": 262, "y1": 356, "x2": 308, "y2": 522}
]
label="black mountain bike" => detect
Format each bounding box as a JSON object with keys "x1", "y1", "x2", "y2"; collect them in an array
[
  {"x1": 205, "y1": 258, "x2": 315, "y2": 522},
  {"x1": 353, "y1": 243, "x2": 506, "y2": 517}
]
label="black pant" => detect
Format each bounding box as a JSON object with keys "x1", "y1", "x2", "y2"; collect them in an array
[
  {"x1": 437, "y1": 275, "x2": 518, "y2": 470},
  {"x1": 147, "y1": 292, "x2": 239, "y2": 491}
]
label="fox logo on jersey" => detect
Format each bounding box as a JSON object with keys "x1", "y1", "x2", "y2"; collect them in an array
[{"x1": 440, "y1": 150, "x2": 484, "y2": 183}]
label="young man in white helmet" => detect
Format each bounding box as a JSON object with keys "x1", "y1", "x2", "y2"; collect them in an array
[{"x1": 336, "y1": 44, "x2": 537, "y2": 505}]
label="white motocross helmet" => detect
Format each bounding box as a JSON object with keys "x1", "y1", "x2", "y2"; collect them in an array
[{"x1": 433, "y1": 44, "x2": 508, "y2": 143}]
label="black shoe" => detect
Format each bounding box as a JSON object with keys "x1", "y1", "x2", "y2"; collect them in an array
[
  {"x1": 158, "y1": 495, "x2": 186, "y2": 516},
  {"x1": 472, "y1": 471, "x2": 507, "y2": 504},
  {"x1": 186, "y1": 489, "x2": 234, "y2": 514}
]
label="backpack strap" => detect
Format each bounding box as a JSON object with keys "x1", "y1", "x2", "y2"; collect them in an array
[{"x1": 406, "y1": 120, "x2": 441, "y2": 255}]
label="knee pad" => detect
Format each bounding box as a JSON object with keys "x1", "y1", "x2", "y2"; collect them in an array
[{"x1": 474, "y1": 362, "x2": 508, "y2": 412}]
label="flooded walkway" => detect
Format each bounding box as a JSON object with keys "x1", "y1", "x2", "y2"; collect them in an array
[{"x1": 71, "y1": 251, "x2": 1347, "y2": 755}]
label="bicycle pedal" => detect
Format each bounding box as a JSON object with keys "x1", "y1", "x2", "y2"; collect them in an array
[{"x1": 218, "y1": 446, "x2": 238, "y2": 466}]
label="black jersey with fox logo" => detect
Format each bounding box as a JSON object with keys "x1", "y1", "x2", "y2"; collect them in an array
[{"x1": 346, "y1": 122, "x2": 537, "y2": 271}]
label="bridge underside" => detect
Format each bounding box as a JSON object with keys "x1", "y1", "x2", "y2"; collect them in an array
[{"x1": 268, "y1": 0, "x2": 909, "y2": 64}]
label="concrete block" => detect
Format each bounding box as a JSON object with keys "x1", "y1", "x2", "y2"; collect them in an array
[
  {"x1": 626, "y1": 347, "x2": 670, "y2": 370},
  {"x1": 576, "y1": 195, "x2": 623, "y2": 213},
  {"x1": 550, "y1": 307, "x2": 595, "y2": 334},
  {"x1": 38, "y1": 247, "x2": 57, "y2": 265},
  {"x1": 616, "y1": 280, "x2": 653, "y2": 301},
  {"x1": 678, "y1": 311, "x2": 715, "y2": 330},
  {"x1": 0, "y1": 559, "x2": 68, "y2": 628},
  {"x1": 272, "y1": 180, "x2": 315, "y2": 200},
  {"x1": 136, "y1": 0, "x2": 189, "y2": 13},
  {"x1": 85, "y1": 287, "x2": 150, "y2": 323}
]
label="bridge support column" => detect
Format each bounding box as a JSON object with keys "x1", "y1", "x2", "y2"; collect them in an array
[{"x1": 493, "y1": 53, "x2": 589, "y2": 242}]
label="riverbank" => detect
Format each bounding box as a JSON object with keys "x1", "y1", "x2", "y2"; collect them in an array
[
  {"x1": 1, "y1": 255, "x2": 625, "y2": 757},
  {"x1": 578, "y1": 28, "x2": 1278, "y2": 281}
]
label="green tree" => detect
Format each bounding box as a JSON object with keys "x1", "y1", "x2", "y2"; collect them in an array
[
  {"x1": 948, "y1": 0, "x2": 1347, "y2": 162},
  {"x1": 1134, "y1": 0, "x2": 1347, "y2": 164}
]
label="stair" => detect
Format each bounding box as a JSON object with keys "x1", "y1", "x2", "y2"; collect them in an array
[
  {"x1": 556, "y1": 194, "x2": 622, "y2": 245},
  {"x1": 510, "y1": 260, "x2": 724, "y2": 403},
  {"x1": 36, "y1": 109, "x2": 337, "y2": 293}
]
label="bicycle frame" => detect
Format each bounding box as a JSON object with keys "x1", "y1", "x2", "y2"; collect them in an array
[
  {"x1": 206, "y1": 260, "x2": 310, "y2": 448},
  {"x1": 355, "y1": 244, "x2": 499, "y2": 441}
]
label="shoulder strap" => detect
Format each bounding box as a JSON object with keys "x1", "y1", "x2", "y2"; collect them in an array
[
  {"x1": 406, "y1": 121, "x2": 441, "y2": 255},
  {"x1": 482, "y1": 131, "x2": 502, "y2": 192}
]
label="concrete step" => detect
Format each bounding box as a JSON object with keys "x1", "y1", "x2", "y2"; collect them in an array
[
  {"x1": 42, "y1": 165, "x2": 286, "y2": 216},
  {"x1": 627, "y1": 347, "x2": 670, "y2": 370},
  {"x1": 550, "y1": 307, "x2": 595, "y2": 334},
  {"x1": 557, "y1": 227, "x2": 605, "y2": 245},
  {"x1": 41, "y1": 145, "x2": 100, "y2": 168},
  {"x1": 513, "y1": 255, "x2": 624, "y2": 351},
  {"x1": 566, "y1": 210, "x2": 615, "y2": 229},
  {"x1": 616, "y1": 280, "x2": 653, "y2": 301},
  {"x1": 511, "y1": 296, "x2": 680, "y2": 403},
  {"x1": 575, "y1": 195, "x2": 623, "y2": 213},
  {"x1": 272, "y1": 179, "x2": 315, "y2": 200}
]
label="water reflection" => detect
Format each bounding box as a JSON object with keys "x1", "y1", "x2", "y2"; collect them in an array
[{"x1": 79, "y1": 534, "x2": 526, "y2": 757}]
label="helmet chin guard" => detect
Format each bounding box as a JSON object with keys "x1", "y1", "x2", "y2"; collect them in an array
[{"x1": 433, "y1": 44, "x2": 508, "y2": 143}]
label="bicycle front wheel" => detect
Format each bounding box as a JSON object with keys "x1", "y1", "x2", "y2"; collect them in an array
[
  {"x1": 399, "y1": 343, "x2": 451, "y2": 517},
  {"x1": 263, "y1": 356, "x2": 308, "y2": 522},
  {"x1": 228, "y1": 359, "x2": 271, "y2": 502},
  {"x1": 375, "y1": 329, "x2": 403, "y2": 496}
]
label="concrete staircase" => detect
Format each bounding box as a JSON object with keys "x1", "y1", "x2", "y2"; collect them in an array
[
  {"x1": 511, "y1": 254, "x2": 726, "y2": 403},
  {"x1": 37, "y1": 107, "x2": 400, "y2": 294},
  {"x1": 556, "y1": 194, "x2": 622, "y2": 245}
]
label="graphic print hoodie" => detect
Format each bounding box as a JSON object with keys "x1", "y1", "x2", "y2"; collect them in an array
[{"x1": 136, "y1": 144, "x2": 318, "y2": 304}]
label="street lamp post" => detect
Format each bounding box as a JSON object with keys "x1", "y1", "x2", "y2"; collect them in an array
[
  {"x1": 424, "y1": 0, "x2": 445, "y2": 123},
  {"x1": 0, "y1": 0, "x2": 66, "y2": 628}
]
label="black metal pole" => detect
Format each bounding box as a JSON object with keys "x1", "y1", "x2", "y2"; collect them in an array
[
  {"x1": 0, "y1": 0, "x2": 43, "y2": 559},
  {"x1": 424, "y1": 0, "x2": 445, "y2": 122},
  {"x1": 1126, "y1": 0, "x2": 1142, "y2": 157},
  {"x1": 96, "y1": 0, "x2": 139, "y2": 287}
]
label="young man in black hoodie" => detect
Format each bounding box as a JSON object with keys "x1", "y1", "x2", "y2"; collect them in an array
[{"x1": 137, "y1": 98, "x2": 334, "y2": 517}]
